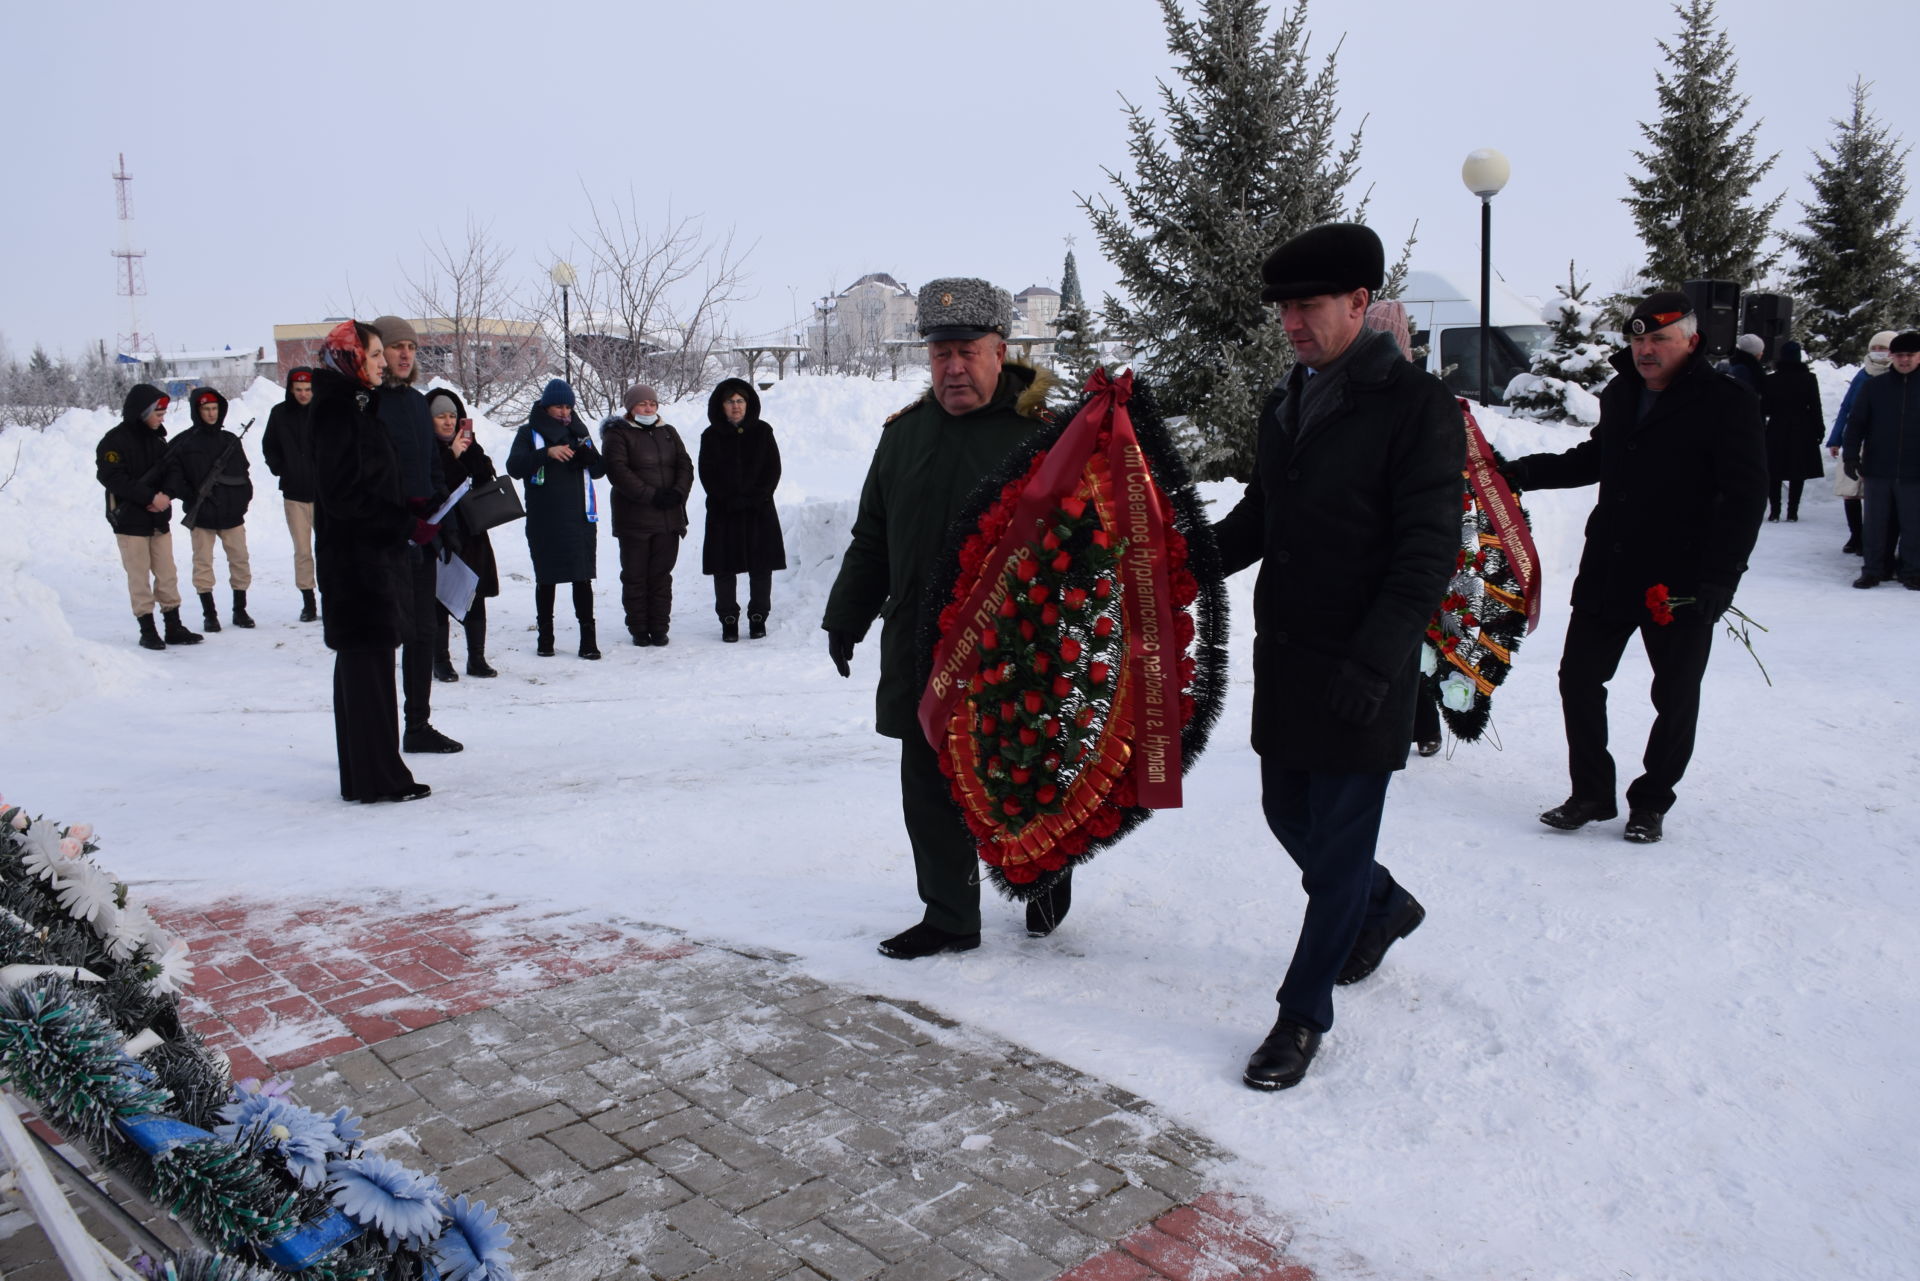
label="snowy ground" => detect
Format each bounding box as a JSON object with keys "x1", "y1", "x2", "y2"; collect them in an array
[{"x1": 2, "y1": 369, "x2": 1914, "y2": 1281}]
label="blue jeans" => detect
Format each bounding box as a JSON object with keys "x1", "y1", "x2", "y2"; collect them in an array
[{"x1": 1260, "y1": 760, "x2": 1399, "y2": 1033}]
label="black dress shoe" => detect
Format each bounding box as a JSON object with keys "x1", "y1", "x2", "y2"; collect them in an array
[
  {"x1": 1243, "y1": 1014, "x2": 1322, "y2": 1091},
  {"x1": 403, "y1": 725, "x2": 464, "y2": 754},
  {"x1": 1623, "y1": 809, "x2": 1664, "y2": 843},
  {"x1": 1853, "y1": 574, "x2": 1883, "y2": 589},
  {"x1": 1337, "y1": 892, "x2": 1425, "y2": 985},
  {"x1": 632, "y1": 632, "x2": 653, "y2": 647},
  {"x1": 650, "y1": 632, "x2": 670, "y2": 647},
  {"x1": 1539, "y1": 797, "x2": 1618, "y2": 830},
  {"x1": 359, "y1": 783, "x2": 431, "y2": 805},
  {"x1": 877, "y1": 922, "x2": 981, "y2": 960},
  {"x1": 1841, "y1": 538, "x2": 1861, "y2": 555},
  {"x1": 1416, "y1": 738, "x2": 1441, "y2": 758},
  {"x1": 1025, "y1": 868, "x2": 1073, "y2": 937},
  {"x1": 433, "y1": 655, "x2": 459, "y2": 683},
  {"x1": 466, "y1": 658, "x2": 498, "y2": 678}
]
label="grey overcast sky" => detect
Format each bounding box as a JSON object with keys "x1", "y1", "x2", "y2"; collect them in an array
[{"x1": 0, "y1": 0, "x2": 1906, "y2": 362}]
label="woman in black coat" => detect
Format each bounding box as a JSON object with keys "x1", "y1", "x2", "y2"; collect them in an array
[
  {"x1": 1760, "y1": 340, "x2": 1827, "y2": 522},
  {"x1": 311, "y1": 320, "x2": 430, "y2": 804},
  {"x1": 428, "y1": 388, "x2": 500, "y2": 679},
  {"x1": 506, "y1": 378, "x2": 606, "y2": 658},
  {"x1": 698, "y1": 378, "x2": 786, "y2": 641}
]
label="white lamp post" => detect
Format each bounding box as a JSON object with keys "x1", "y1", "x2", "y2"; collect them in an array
[{"x1": 1460, "y1": 148, "x2": 1511, "y2": 404}]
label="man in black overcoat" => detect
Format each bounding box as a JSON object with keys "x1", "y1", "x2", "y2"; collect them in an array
[
  {"x1": 1211, "y1": 224, "x2": 1465, "y2": 1090},
  {"x1": 371, "y1": 315, "x2": 460, "y2": 754},
  {"x1": 1500, "y1": 291, "x2": 1767, "y2": 846}
]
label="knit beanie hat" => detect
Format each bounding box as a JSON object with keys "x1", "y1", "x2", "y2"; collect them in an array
[
  {"x1": 537, "y1": 378, "x2": 576, "y2": 409},
  {"x1": 427, "y1": 391, "x2": 460, "y2": 420},
  {"x1": 371, "y1": 315, "x2": 419, "y2": 347},
  {"x1": 1736, "y1": 333, "x2": 1765, "y2": 357},
  {"x1": 624, "y1": 384, "x2": 659, "y2": 412}
]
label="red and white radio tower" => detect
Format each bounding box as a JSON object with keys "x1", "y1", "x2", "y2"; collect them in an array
[{"x1": 111, "y1": 153, "x2": 150, "y2": 357}]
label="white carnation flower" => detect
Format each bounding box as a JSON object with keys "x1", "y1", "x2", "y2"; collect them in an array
[
  {"x1": 54, "y1": 860, "x2": 119, "y2": 929},
  {"x1": 107, "y1": 901, "x2": 158, "y2": 962},
  {"x1": 146, "y1": 938, "x2": 195, "y2": 997}
]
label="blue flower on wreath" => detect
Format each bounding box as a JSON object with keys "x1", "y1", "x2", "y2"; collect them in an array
[
  {"x1": 214, "y1": 1094, "x2": 352, "y2": 1189},
  {"x1": 430, "y1": 1194, "x2": 517, "y2": 1281},
  {"x1": 326, "y1": 1153, "x2": 446, "y2": 1248}
]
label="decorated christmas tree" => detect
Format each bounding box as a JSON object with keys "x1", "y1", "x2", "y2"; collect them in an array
[{"x1": 1505, "y1": 264, "x2": 1616, "y2": 425}]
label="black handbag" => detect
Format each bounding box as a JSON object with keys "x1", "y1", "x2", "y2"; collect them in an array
[{"x1": 459, "y1": 476, "x2": 525, "y2": 533}]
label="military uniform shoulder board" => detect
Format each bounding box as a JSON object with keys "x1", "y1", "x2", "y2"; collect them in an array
[{"x1": 884, "y1": 393, "x2": 929, "y2": 425}]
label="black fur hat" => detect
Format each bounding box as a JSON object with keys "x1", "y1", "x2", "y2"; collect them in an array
[{"x1": 1259, "y1": 223, "x2": 1384, "y2": 303}]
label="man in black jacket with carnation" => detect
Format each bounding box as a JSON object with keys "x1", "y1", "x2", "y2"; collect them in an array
[
  {"x1": 1212, "y1": 224, "x2": 1464, "y2": 1090},
  {"x1": 1501, "y1": 291, "x2": 1767, "y2": 846}
]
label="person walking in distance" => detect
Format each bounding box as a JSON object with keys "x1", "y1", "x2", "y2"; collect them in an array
[{"x1": 262, "y1": 367, "x2": 321, "y2": 621}]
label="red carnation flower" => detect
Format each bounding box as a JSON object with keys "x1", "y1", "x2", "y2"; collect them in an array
[
  {"x1": 1060, "y1": 637, "x2": 1083, "y2": 663},
  {"x1": 980, "y1": 714, "x2": 998, "y2": 735},
  {"x1": 1036, "y1": 784, "x2": 1058, "y2": 805},
  {"x1": 1042, "y1": 530, "x2": 1061, "y2": 552},
  {"x1": 998, "y1": 597, "x2": 1018, "y2": 618},
  {"x1": 1094, "y1": 615, "x2": 1115, "y2": 638},
  {"x1": 1024, "y1": 690, "x2": 1044, "y2": 715},
  {"x1": 981, "y1": 628, "x2": 999, "y2": 651},
  {"x1": 1038, "y1": 849, "x2": 1066, "y2": 870},
  {"x1": 1175, "y1": 612, "x2": 1196, "y2": 649},
  {"x1": 1063, "y1": 587, "x2": 1089, "y2": 609},
  {"x1": 1052, "y1": 551, "x2": 1072, "y2": 573},
  {"x1": 1059, "y1": 496, "x2": 1087, "y2": 519},
  {"x1": 1041, "y1": 604, "x2": 1059, "y2": 626},
  {"x1": 1019, "y1": 727, "x2": 1040, "y2": 746},
  {"x1": 1016, "y1": 558, "x2": 1040, "y2": 583},
  {"x1": 1094, "y1": 579, "x2": 1114, "y2": 600},
  {"x1": 1001, "y1": 700, "x2": 1016, "y2": 721},
  {"x1": 1089, "y1": 661, "x2": 1111, "y2": 685},
  {"x1": 1167, "y1": 529, "x2": 1189, "y2": 563},
  {"x1": 940, "y1": 603, "x2": 960, "y2": 634},
  {"x1": 1012, "y1": 767, "x2": 1031, "y2": 784},
  {"x1": 1006, "y1": 863, "x2": 1040, "y2": 884},
  {"x1": 1087, "y1": 807, "x2": 1122, "y2": 838},
  {"x1": 1020, "y1": 619, "x2": 1037, "y2": 641},
  {"x1": 1076, "y1": 706, "x2": 1095, "y2": 728},
  {"x1": 1045, "y1": 718, "x2": 1060, "y2": 737},
  {"x1": 1051, "y1": 675, "x2": 1072, "y2": 698},
  {"x1": 1033, "y1": 653, "x2": 1050, "y2": 675},
  {"x1": 1002, "y1": 799, "x2": 1023, "y2": 817},
  {"x1": 1113, "y1": 774, "x2": 1139, "y2": 808},
  {"x1": 1170, "y1": 569, "x2": 1197, "y2": 607},
  {"x1": 1042, "y1": 753, "x2": 1062, "y2": 771},
  {"x1": 1028, "y1": 585, "x2": 1049, "y2": 605},
  {"x1": 1061, "y1": 830, "x2": 1089, "y2": 856}
]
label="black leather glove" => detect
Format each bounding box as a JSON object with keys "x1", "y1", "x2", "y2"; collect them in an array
[
  {"x1": 827, "y1": 630, "x2": 856, "y2": 678},
  {"x1": 1695, "y1": 583, "x2": 1734, "y2": 622},
  {"x1": 651, "y1": 488, "x2": 679, "y2": 510},
  {"x1": 1327, "y1": 659, "x2": 1390, "y2": 727}
]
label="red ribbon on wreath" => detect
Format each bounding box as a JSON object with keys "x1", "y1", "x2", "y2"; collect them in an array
[{"x1": 1458, "y1": 399, "x2": 1543, "y2": 634}]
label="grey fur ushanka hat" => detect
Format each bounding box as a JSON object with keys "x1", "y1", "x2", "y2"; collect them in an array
[{"x1": 917, "y1": 278, "x2": 1013, "y2": 341}]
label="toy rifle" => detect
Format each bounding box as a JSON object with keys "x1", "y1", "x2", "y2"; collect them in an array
[{"x1": 185, "y1": 418, "x2": 254, "y2": 528}]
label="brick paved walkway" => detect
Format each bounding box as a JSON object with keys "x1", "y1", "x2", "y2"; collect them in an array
[{"x1": 1, "y1": 902, "x2": 1317, "y2": 1280}]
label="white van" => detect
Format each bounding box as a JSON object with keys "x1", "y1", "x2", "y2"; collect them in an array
[{"x1": 1396, "y1": 269, "x2": 1551, "y2": 405}]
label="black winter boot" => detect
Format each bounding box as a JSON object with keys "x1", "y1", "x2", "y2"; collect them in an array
[
  {"x1": 575, "y1": 584, "x2": 601, "y2": 660},
  {"x1": 137, "y1": 613, "x2": 166, "y2": 651},
  {"x1": 721, "y1": 613, "x2": 739, "y2": 643},
  {"x1": 434, "y1": 653, "x2": 459, "y2": 682},
  {"x1": 535, "y1": 584, "x2": 556, "y2": 656},
  {"x1": 299, "y1": 589, "x2": 318, "y2": 622},
  {"x1": 231, "y1": 590, "x2": 255, "y2": 629},
  {"x1": 578, "y1": 620, "x2": 601, "y2": 660},
  {"x1": 162, "y1": 607, "x2": 203, "y2": 645},
  {"x1": 198, "y1": 591, "x2": 222, "y2": 632},
  {"x1": 748, "y1": 613, "x2": 767, "y2": 640}
]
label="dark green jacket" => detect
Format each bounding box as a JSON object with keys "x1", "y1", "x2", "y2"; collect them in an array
[{"x1": 824, "y1": 364, "x2": 1053, "y2": 738}]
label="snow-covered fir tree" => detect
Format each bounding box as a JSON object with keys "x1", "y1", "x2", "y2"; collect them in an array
[
  {"x1": 1506, "y1": 264, "x2": 1616, "y2": 426},
  {"x1": 1083, "y1": 0, "x2": 1362, "y2": 481},
  {"x1": 1786, "y1": 79, "x2": 1917, "y2": 361},
  {"x1": 1051, "y1": 249, "x2": 1102, "y2": 392},
  {"x1": 1624, "y1": 0, "x2": 1782, "y2": 286}
]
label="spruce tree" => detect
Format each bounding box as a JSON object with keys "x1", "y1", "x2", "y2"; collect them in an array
[
  {"x1": 1786, "y1": 79, "x2": 1916, "y2": 361},
  {"x1": 1082, "y1": 0, "x2": 1362, "y2": 480},
  {"x1": 1624, "y1": 0, "x2": 1783, "y2": 286},
  {"x1": 1052, "y1": 249, "x2": 1101, "y2": 391},
  {"x1": 1506, "y1": 263, "x2": 1616, "y2": 425}
]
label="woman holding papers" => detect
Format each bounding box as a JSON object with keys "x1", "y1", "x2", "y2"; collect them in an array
[{"x1": 429, "y1": 389, "x2": 500, "y2": 680}]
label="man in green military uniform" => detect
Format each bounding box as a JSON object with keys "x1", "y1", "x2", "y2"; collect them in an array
[{"x1": 824, "y1": 277, "x2": 1061, "y2": 959}]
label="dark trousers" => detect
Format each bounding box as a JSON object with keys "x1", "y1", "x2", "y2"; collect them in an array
[
  {"x1": 1862, "y1": 478, "x2": 1920, "y2": 579},
  {"x1": 1260, "y1": 760, "x2": 1397, "y2": 1034},
  {"x1": 1843, "y1": 497, "x2": 1863, "y2": 545},
  {"x1": 392, "y1": 547, "x2": 437, "y2": 729},
  {"x1": 436, "y1": 596, "x2": 488, "y2": 663},
  {"x1": 1769, "y1": 479, "x2": 1804, "y2": 519},
  {"x1": 332, "y1": 646, "x2": 417, "y2": 802},
  {"x1": 535, "y1": 581, "x2": 594, "y2": 633},
  {"x1": 899, "y1": 733, "x2": 980, "y2": 934},
  {"x1": 618, "y1": 533, "x2": 679, "y2": 638},
  {"x1": 713, "y1": 570, "x2": 772, "y2": 620},
  {"x1": 1558, "y1": 607, "x2": 1714, "y2": 815}
]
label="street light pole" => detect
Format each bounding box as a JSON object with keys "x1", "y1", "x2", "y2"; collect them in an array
[
  {"x1": 550, "y1": 261, "x2": 577, "y2": 384},
  {"x1": 1460, "y1": 148, "x2": 1511, "y2": 405}
]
